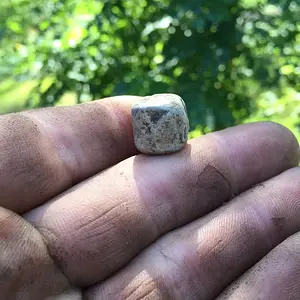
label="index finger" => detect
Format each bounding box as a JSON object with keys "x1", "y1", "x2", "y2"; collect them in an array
[{"x1": 0, "y1": 96, "x2": 140, "y2": 213}]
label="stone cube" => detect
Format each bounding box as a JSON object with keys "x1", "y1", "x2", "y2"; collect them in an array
[{"x1": 132, "y1": 93, "x2": 189, "y2": 154}]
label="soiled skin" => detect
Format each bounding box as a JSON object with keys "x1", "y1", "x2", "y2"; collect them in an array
[{"x1": 1, "y1": 95, "x2": 300, "y2": 300}]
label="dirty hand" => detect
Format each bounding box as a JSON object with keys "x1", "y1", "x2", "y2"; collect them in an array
[{"x1": 1, "y1": 96, "x2": 300, "y2": 300}]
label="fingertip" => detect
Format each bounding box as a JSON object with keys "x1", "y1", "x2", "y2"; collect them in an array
[
  {"x1": 94, "y1": 95, "x2": 142, "y2": 107},
  {"x1": 204, "y1": 121, "x2": 300, "y2": 194},
  {"x1": 252, "y1": 121, "x2": 300, "y2": 166}
]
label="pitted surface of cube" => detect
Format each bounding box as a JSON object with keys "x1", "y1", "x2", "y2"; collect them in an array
[{"x1": 132, "y1": 94, "x2": 189, "y2": 155}]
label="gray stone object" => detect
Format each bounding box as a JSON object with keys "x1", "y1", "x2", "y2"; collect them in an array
[{"x1": 132, "y1": 93, "x2": 189, "y2": 155}]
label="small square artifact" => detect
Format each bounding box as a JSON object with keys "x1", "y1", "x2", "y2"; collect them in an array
[{"x1": 132, "y1": 93, "x2": 189, "y2": 154}]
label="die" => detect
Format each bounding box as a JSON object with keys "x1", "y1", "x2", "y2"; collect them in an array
[{"x1": 132, "y1": 94, "x2": 189, "y2": 154}]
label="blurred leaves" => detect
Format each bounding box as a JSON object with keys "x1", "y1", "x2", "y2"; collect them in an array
[{"x1": 0, "y1": 0, "x2": 299, "y2": 135}]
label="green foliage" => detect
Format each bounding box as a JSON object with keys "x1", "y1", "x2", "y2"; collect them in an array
[
  {"x1": 0, "y1": 0, "x2": 299, "y2": 135},
  {"x1": 244, "y1": 87, "x2": 300, "y2": 141}
]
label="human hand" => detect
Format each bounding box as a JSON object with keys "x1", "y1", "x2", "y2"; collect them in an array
[{"x1": 1, "y1": 96, "x2": 299, "y2": 300}]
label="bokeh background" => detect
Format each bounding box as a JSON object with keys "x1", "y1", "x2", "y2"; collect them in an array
[{"x1": 0, "y1": 0, "x2": 299, "y2": 139}]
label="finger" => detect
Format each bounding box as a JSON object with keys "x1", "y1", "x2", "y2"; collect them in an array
[
  {"x1": 0, "y1": 96, "x2": 140, "y2": 213},
  {"x1": 0, "y1": 207, "x2": 77, "y2": 299},
  {"x1": 85, "y1": 167, "x2": 300, "y2": 300},
  {"x1": 24, "y1": 122, "x2": 299, "y2": 287},
  {"x1": 216, "y1": 233, "x2": 300, "y2": 300}
]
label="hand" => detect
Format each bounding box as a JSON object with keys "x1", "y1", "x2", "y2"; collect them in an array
[{"x1": 1, "y1": 96, "x2": 299, "y2": 300}]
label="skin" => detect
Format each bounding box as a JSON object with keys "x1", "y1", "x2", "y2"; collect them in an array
[{"x1": 1, "y1": 95, "x2": 300, "y2": 300}]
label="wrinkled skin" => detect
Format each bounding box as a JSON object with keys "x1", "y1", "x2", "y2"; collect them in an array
[{"x1": 1, "y1": 96, "x2": 300, "y2": 300}]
